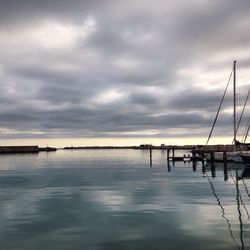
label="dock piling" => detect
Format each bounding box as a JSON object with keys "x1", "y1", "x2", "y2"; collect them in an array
[
  {"x1": 150, "y1": 148, "x2": 152, "y2": 167},
  {"x1": 223, "y1": 151, "x2": 228, "y2": 181},
  {"x1": 211, "y1": 162, "x2": 216, "y2": 178},
  {"x1": 172, "y1": 147, "x2": 175, "y2": 166},
  {"x1": 167, "y1": 149, "x2": 170, "y2": 163},
  {"x1": 201, "y1": 152, "x2": 205, "y2": 167},
  {"x1": 210, "y1": 151, "x2": 215, "y2": 163}
]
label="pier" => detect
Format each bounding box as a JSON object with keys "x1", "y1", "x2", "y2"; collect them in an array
[{"x1": 142, "y1": 144, "x2": 248, "y2": 165}]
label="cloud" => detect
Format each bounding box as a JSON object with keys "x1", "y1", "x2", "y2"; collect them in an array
[{"x1": 0, "y1": 0, "x2": 250, "y2": 142}]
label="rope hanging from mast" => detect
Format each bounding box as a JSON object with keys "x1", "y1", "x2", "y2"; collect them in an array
[{"x1": 206, "y1": 69, "x2": 233, "y2": 145}]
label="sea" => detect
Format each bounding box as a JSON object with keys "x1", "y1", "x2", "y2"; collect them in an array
[{"x1": 0, "y1": 149, "x2": 249, "y2": 250}]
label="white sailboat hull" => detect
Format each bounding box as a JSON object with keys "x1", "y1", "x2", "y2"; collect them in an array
[{"x1": 205, "y1": 151, "x2": 243, "y2": 163}]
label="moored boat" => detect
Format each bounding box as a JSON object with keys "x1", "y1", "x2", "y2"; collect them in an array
[
  {"x1": 204, "y1": 151, "x2": 244, "y2": 163},
  {"x1": 240, "y1": 154, "x2": 250, "y2": 166},
  {"x1": 205, "y1": 60, "x2": 250, "y2": 163}
]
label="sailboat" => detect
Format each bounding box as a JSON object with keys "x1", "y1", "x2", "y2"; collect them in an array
[
  {"x1": 206, "y1": 60, "x2": 249, "y2": 163},
  {"x1": 240, "y1": 154, "x2": 250, "y2": 166},
  {"x1": 240, "y1": 131, "x2": 250, "y2": 166},
  {"x1": 240, "y1": 118, "x2": 250, "y2": 166}
]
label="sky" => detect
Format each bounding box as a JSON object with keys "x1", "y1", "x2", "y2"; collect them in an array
[{"x1": 0, "y1": 0, "x2": 250, "y2": 147}]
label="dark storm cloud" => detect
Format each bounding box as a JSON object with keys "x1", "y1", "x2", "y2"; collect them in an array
[
  {"x1": 167, "y1": 87, "x2": 249, "y2": 113},
  {"x1": 0, "y1": 0, "x2": 106, "y2": 26},
  {"x1": 0, "y1": 0, "x2": 250, "y2": 140}
]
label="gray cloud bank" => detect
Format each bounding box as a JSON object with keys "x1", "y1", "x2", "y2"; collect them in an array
[{"x1": 0, "y1": 0, "x2": 250, "y2": 141}]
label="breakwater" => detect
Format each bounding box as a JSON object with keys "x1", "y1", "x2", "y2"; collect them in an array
[{"x1": 0, "y1": 146, "x2": 57, "y2": 154}]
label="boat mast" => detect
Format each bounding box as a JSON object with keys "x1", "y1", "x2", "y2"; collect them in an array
[{"x1": 233, "y1": 60, "x2": 237, "y2": 151}]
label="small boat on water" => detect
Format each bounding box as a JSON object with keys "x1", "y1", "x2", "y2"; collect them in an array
[
  {"x1": 237, "y1": 163, "x2": 250, "y2": 179},
  {"x1": 240, "y1": 154, "x2": 250, "y2": 166},
  {"x1": 205, "y1": 149, "x2": 250, "y2": 163},
  {"x1": 204, "y1": 151, "x2": 243, "y2": 162},
  {"x1": 238, "y1": 153, "x2": 250, "y2": 178}
]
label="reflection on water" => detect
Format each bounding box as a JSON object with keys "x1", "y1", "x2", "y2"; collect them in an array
[
  {"x1": 199, "y1": 162, "x2": 249, "y2": 250},
  {"x1": 0, "y1": 149, "x2": 250, "y2": 250},
  {"x1": 205, "y1": 171, "x2": 239, "y2": 249},
  {"x1": 236, "y1": 171, "x2": 245, "y2": 250}
]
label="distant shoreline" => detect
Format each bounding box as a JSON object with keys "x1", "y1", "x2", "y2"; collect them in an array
[
  {"x1": 63, "y1": 146, "x2": 134, "y2": 150},
  {"x1": 1, "y1": 144, "x2": 248, "y2": 154},
  {"x1": 63, "y1": 145, "x2": 196, "y2": 150},
  {"x1": 63, "y1": 143, "x2": 249, "y2": 152}
]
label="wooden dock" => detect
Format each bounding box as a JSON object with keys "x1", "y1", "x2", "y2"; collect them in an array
[
  {"x1": 168, "y1": 156, "x2": 204, "y2": 161},
  {"x1": 146, "y1": 146, "x2": 246, "y2": 165}
]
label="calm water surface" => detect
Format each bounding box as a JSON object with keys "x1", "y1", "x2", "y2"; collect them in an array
[{"x1": 0, "y1": 149, "x2": 250, "y2": 250}]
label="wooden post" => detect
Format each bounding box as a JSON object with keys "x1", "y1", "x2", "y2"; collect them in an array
[
  {"x1": 150, "y1": 148, "x2": 152, "y2": 167},
  {"x1": 167, "y1": 148, "x2": 171, "y2": 171},
  {"x1": 172, "y1": 147, "x2": 175, "y2": 166},
  {"x1": 223, "y1": 151, "x2": 227, "y2": 163},
  {"x1": 210, "y1": 151, "x2": 215, "y2": 163},
  {"x1": 167, "y1": 161, "x2": 171, "y2": 172},
  {"x1": 192, "y1": 150, "x2": 197, "y2": 161},
  {"x1": 167, "y1": 149, "x2": 170, "y2": 163},
  {"x1": 210, "y1": 152, "x2": 216, "y2": 177},
  {"x1": 202, "y1": 163, "x2": 206, "y2": 175},
  {"x1": 192, "y1": 150, "x2": 197, "y2": 171},
  {"x1": 211, "y1": 162, "x2": 216, "y2": 177},
  {"x1": 201, "y1": 151, "x2": 205, "y2": 168},
  {"x1": 192, "y1": 160, "x2": 197, "y2": 172},
  {"x1": 223, "y1": 151, "x2": 228, "y2": 181},
  {"x1": 202, "y1": 151, "x2": 206, "y2": 175}
]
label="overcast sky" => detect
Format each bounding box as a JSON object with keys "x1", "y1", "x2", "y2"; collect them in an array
[{"x1": 0, "y1": 0, "x2": 250, "y2": 146}]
